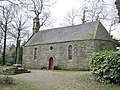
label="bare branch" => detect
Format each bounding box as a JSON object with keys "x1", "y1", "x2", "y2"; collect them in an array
[
  {"x1": 18, "y1": 0, "x2": 56, "y2": 29},
  {"x1": 63, "y1": 8, "x2": 80, "y2": 26}
]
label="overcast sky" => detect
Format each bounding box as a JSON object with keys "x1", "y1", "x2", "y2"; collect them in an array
[
  {"x1": 48, "y1": 0, "x2": 120, "y2": 39},
  {"x1": 50, "y1": 0, "x2": 115, "y2": 27},
  {"x1": 50, "y1": 0, "x2": 84, "y2": 27}
]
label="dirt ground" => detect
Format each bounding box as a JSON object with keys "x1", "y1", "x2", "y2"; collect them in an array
[{"x1": 1, "y1": 70, "x2": 91, "y2": 90}]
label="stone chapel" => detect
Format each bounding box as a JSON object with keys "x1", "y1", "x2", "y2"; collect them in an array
[{"x1": 22, "y1": 17, "x2": 116, "y2": 70}]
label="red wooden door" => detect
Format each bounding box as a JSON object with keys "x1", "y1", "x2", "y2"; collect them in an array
[{"x1": 49, "y1": 57, "x2": 54, "y2": 70}]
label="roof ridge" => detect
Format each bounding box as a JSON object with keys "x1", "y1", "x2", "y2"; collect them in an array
[
  {"x1": 93, "y1": 20, "x2": 100, "y2": 39},
  {"x1": 25, "y1": 20, "x2": 103, "y2": 46},
  {"x1": 38, "y1": 21, "x2": 99, "y2": 33}
]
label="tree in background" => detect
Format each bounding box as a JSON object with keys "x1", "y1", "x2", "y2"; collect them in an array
[
  {"x1": 9, "y1": 16, "x2": 29, "y2": 64},
  {"x1": 0, "y1": 30, "x2": 3, "y2": 54},
  {"x1": 62, "y1": 8, "x2": 80, "y2": 26},
  {"x1": 8, "y1": 5, "x2": 29, "y2": 64},
  {"x1": 18, "y1": 0, "x2": 56, "y2": 29},
  {"x1": 5, "y1": 44, "x2": 16, "y2": 66},
  {"x1": 84, "y1": 0, "x2": 108, "y2": 22},
  {"x1": 83, "y1": 0, "x2": 119, "y2": 34},
  {"x1": 9, "y1": 0, "x2": 56, "y2": 63},
  {"x1": 0, "y1": 4, "x2": 14, "y2": 65},
  {"x1": 62, "y1": 0, "x2": 119, "y2": 35},
  {"x1": 0, "y1": 0, "x2": 56, "y2": 65}
]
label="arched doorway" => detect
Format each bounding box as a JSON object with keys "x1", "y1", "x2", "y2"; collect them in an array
[{"x1": 49, "y1": 57, "x2": 54, "y2": 70}]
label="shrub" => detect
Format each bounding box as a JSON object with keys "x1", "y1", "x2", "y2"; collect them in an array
[
  {"x1": 0, "y1": 55, "x2": 2, "y2": 65},
  {"x1": 0, "y1": 76, "x2": 14, "y2": 85},
  {"x1": 5, "y1": 48, "x2": 16, "y2": 66},
  {"x1": 54, "y1": 66, "x2": 61, "y2": 70},
  {"x1": 41, "y1": 66, "x2": 47, "y2": 70},
  {"x1": 90, "y1": 50, "x2": 120, "y2": 84}
]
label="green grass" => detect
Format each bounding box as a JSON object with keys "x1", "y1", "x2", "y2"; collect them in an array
[
  {"x1": 53, "y1": 69, "x2": 89, "y2": 72},
  {"x1": 0, "y1": 65, "x2": 9, "y2": 70},
  {"x1": 52, "y1": 70, "x2": 120, "y2": 90},
  {"x1": 0, "y1": 79, "x2": 35, "y2": 90},
  {"x1": 0, "y1": 66, "x2": 35, "y2": 90},
  {"x1": 0, "y1": 65, "x2": 10, "y2": 73},
  {"x1": 76, "y1": 73, "x2": 120, "y2": 90},
  {"x1": 0, "y1": 65, "x2": 11, "y2": 70}
]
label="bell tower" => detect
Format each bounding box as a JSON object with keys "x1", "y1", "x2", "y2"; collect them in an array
[{"x1": 32, "y1": 16, "x2": 40, "y2": 34}]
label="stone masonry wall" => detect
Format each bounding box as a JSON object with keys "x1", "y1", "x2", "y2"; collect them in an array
[{"x1": 23, "y1": 40, "x2": 115, "y2": 70}]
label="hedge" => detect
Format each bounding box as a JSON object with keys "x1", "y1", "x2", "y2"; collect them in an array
[{"x1": 90, "y1": 50, "x2": 120, "y2": 84}]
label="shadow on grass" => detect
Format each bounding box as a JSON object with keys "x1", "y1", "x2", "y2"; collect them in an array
[
  {"x1": 75, "y1": 73, "x2": 120, "y2": 90},
  {"x1": 0, "y1": 79, "x2": 35, "y2": 90}
]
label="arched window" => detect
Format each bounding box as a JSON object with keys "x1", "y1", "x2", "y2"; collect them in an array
[
  {"x1": 68, "y1": 45, "x2": 72, "y2": 60},
  {"x1": 34, "y1": 48, "x2": 37, "y2": 60}
]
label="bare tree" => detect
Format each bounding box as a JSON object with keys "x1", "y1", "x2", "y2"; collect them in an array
[
  {"x1": 61, "y1": 7, "x2": 81, "y2": 26},
  {"x1": 0, "y1": 0, "x2": 17, "y2": 3},
  {"x1": 61, "y1": 0, "x2": 109, "y2": 26},
  {"x1": 61, "y1": 2, "x2": 89, "y2": 26},
  {"x1": 0, "y1": 4, "x2": 14, "y2": 65},
  {"x1": 62, "y1": 0, "x2": 118, "y2": 35},
  {"x1": 107, "y1": 0, "x2": 119, "y2": 33},
  {"x1": 82, "y1": 0, "x2": 108, "y2": 22},
  {"x1": 64, "y1": 8, "x2": 79, "y2": 26},
  {"x1": 8, "y1": 10, "x2": 29, "y2": 64},
  {"x1": 0, "y1": 30, "x2": 3, "y2": 54},
  {"x1": 81, "y1": 0, "x2": 119, "y2": 35},
  {"x1": 108, "y1": 13, "x2": 119, "y2": 33},
  {"x1": 63, "y1": 0, "x2": 110, "y2": 25},
  {"x1": 18, "y1": 0, "x2": 56, "y2": 29}
]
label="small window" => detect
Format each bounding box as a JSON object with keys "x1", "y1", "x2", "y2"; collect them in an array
[
  {"x1": 34, "y1": 48, "x2": 37, "y2": 60},
  {"x1": 36, "y1": 22, "x2": 39, "y2": 27},
  {"x1": 50, "y1": 46, "x2": 53, "y2": 50},
  {"x1": 68, "y1": 45, "x2": 72, "y2": 60}
]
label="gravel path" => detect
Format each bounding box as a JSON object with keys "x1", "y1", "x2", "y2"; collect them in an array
[{"x1": 2, "y1": 70, "x2": 91, "y2": 90}]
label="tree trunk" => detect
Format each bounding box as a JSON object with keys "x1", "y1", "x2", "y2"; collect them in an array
[
  {"x1": 82, "y1": 10, "x2": 86, "y2": 24},
  {"x1": 15, "y1": 29, "x2": 20, "y2": 64},
  {"x1": 2, "y1": 27, "x2": 7, "y2": 65},
  {"x1": 16, "y1": 40, "x2": 20, "y2": 64},
  {"x1": 15, "y1": 37, "x2": 18, "y2": 64}
]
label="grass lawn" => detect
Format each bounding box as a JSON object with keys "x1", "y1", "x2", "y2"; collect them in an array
[
  {"x1": 0, "y1": 65, "x2": 10, "y2": 70},
  {"x1": 53, "y1": 69, "x2": 89, "y2": 72},
  {"x1": 0, "y1": 65, "x2": 10, "y2": 74},
  {"x1": 74, "y1": 73, "x2": 120, "y2": 90},
  {"x1": 0, "y1": 79, "x2": 35, "y2": 90},
  {"x1": 54, "y1": 70, "x2": 120, "y2": 90},
  {"x1": 0, "y1": 66, "x2": 35, "y2": 90}
]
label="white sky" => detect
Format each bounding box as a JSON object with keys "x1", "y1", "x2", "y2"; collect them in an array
[
  {"x1": 50, "y1": 0, "x2": 85, "y2": 27},
  {"x1": 50, "y1": 0, "x2": 114, "y2": 25}
]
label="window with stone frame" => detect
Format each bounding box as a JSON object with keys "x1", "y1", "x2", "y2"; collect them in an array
[
  {"x1": 68, "y1": 45, "x2": 72, "y2": 60},
  {"x1": 34, "y1": 48, "x2": 37, "y2": 60}
]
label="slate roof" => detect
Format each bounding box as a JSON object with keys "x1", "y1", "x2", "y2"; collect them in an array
[{"x1": 25, "y1": 21, "x2": 113, "y2": 46}]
